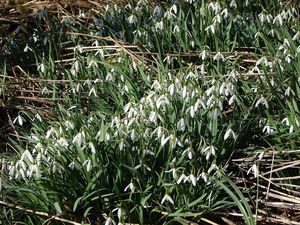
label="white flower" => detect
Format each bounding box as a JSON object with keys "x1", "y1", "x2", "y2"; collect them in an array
[
  {"x1": 38, "y1": 63, "x2": 45, "y2": 73},
  {"x1": 88, "y1": 59, "x2": 98, "y2": 68},
  {"x1": 155, "y1": 21, "x2": 164, "y2": 31},
  {"x1": 57, "y1": 137, "x2": 69, "y2": 147},
  {"x1": 177, "y1": 118, "x2": 186, "y2": 132},
  {"x1": 184, "y1": 174, "x2": 197, "y2": 186},
  {"x1": 13, "y1": 115, "x2": 25, "y2": 126},
  {"x1": 202, "y1": 145, "x2": 217, "y2": 160},
  {"x1": 200, "y1": 50, "x2": 207, "y2": 60},
  {"x1": 228, "y1": 95, "x2": 236, "y2": 105},
  {"x1": 229, "y1": 0, "x2": 237, "y2": 8},
  {"x1": 72, "y1": 131, "x2": 86, "y2": 147},
  {"x1": 161, "y1": 135, "x2": 171, "y2": 147},
  {"x1": 29, "y1": 164, "x2": 41, "y2": 178},
  {"x1": 161, "y1": 194, "x2": 174, "y2": 205},
  {"x1": 151, "y1": 80, "x2": 162, "y2": 91},
  {"x1": 282, "y1": 117, "x2": 290, "y2": 126},
  {"x1": 183, "y1": 147, "x2": 194, "y2": 160},
  {"x1": 165, "y1": 168, "x2": 177, "y2": 180},
  {"x1": 289, "y1": 125, "x2": 294, "y2": 133},
  {"x1": 205, "y1": 24, "x2": 215, "y2": 34},
  {"x1": 124, "y1": 182, "x2": 136, "y2": 193},
  {"x1": 168, "y1": 83, "x2": 175, "y2": 96},
  {"x1": 199, "y1": 172, "x2": 208, "y2": 183},
  {"x1": 170, "y1": 4, "x2": 178, "y2": 14},
  {"x1": 88, "y1": 87, "x2": 97, "y2": 97},
  {"x1": 177, "y1": 174, "x2": 187, "y2": 184},
  {"x1": 224, "y1": 128, "x2": 236, "y2": 140},
  {"x1": 64, "y1": 121, "x2": 74, "y2": 130},
  {"x1": 68, "y1": 162, "x2": 75, "y2": 170},
  {"x1": 285, "y1": 86, "x2": 295, "y2": 97},
  {"x1": 213, "y1": 52, "x2": 224, "y2": 61},
  {"x1": 35, "y1": 113, "x2": 42, "y2": 122},
  {"x1": 255, "y1": 96, "x2": 269, "y2": 109},
  {"x1": 247, "y1": 164, "x2": 259, "y2": 178},
  {"x1": 173, "y1": 25, "x2": 180, "y2": 33},
  {"x1": 24, "y1": 44, "x2": 32, "y2": 52},
  {"x1": 89, "y1": 142, "x2": 96, "y2": 154},
  {"x1": 105, "y1": 217, "x2": 116, "y2": 225},
  {"x1": 83, "y1": 159, "x2": 92, "y2": 172},
  {"x1": 128, "y1": 15, "x2": 137, "y2": 24},
  {"x1": 262, "y1": 125, "x2": 274, "y2": 135},
  {"x1": 21, "y1": 150, "x2": 33, "y2": 163}
]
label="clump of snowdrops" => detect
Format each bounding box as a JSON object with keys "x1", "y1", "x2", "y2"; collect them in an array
[{"x1": 1, "y1": 0, "x2": 300, "y2": 224}]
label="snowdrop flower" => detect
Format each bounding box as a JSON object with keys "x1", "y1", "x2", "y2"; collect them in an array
[
  {"x1": 247, "y1": 164, "x2": 259, "y2": 178},
  {"x1": 38, "y1": 63, "x2": 45, "y2": 73},
  {"x1": 28, "y1": 164, "x2": 41, "y2": 178},
  {"x1": 21, "y1": 150, "x2": 33, "y2": 163},
  {"x1": 194, "y1": 98, "x2": 206, "y2": 110},
  {"x1": 205, "y1": 24, "x2": 215, "y2": 34},
  {"x1": 124, "y1": 182, "x2": 136, "y2": 193},
  {"x1": 89, "y1": 142, "x2": 96, "y2": 154},
  {"x1": 165, "y1": 168, "x2": 177, "y2": 180},
  {"x1": 202, "y1": 145, "x2": 217, "y2": 160},
  {"x1": 156, "y1": 95, "x2": 170, "y2": 109},
  {"x1": 83, "y1": 159, "x2": 92, "y2": 172},
  {"x1": 229, "y1": 0, "x2": 237, "y2": 8},
  {"x1": 52, "y1": 161, "x2": 62, "y2": 174},
  {"x1": 173, "y1": 25, "x2": 180, "y2": 33},
  {"x1": 181, "y1": 86, "x2": 188, "y2": 99},
  {"x1": 293, "y1": 31, "x2": 300, "y2": 41},
  {"x1": 155, "y1": 21, "x2": 164, "y2": 31},
  {"x1": 183, "y1": 147, "x2": 194, "y2": 160},
  {"x1": 186, "y1": 106, "x2": 196, "y2": 118},
  {"x1": 149, "y1": 111, "x2": 158, "y2": 124},
  {"x1": 57, "y1": 137, "x2": 69, "y2": 147},
  {"x1": 213, "y1": 52, "x2": 224, "y2": 61},
  {"x1": 285, "y1": 54, "x2": 292, "y2": 63},
  {"x1": 128, "y1": 15, "x2": 137, "y2": 24},
  {"x1": 87, "y1": 59, "x2": 98, "y2": 68},
  {"x1": 105, "y1": 217, "x2": 116, "y2": 225},
  {"x1": 200, "y1": 50, "x2": 207, "y2": 60},
  {"x1": 256, "y1": 56, "x2": 268, "y2": 66},
  {"x1": 170, "y1": 4, "x2": 178, "y2": 14},
  {"x1": 74, "y1": 45, "x2": 83, "y2": 54},
  {"x1": 72, "y1": 131, "x2": 86, "y2": 147},
  {"x1": 177, "y1": 118, "x2": 186, "y2": 132},
  {"x1": 24, "y1": 44, "x2": 31, "y2": 52},
  {"x1": 199, "y1": 172, "x2": 208, "y2": 183},
  {"x1": 289, "y1": 125, "x2": 294, "y2": 133},
  {"x1": 184, "y1": 174, "x2": 197, "y2": 186},
  {"x1": 208, "y1": 163, "x2": 219, "y2": 174},
  {"x1": 135, "y1": 163, "x2": 151, "y2": 172},
  {"x1": 273, "y1": 14, "x2": 283, "y2": 25},
  {"x1": 177, "y1": 173, "x2": 188, "y2": 184},
  {"x1": 68, "y1": 162, "x2": 75, "y2": 170},
  {"x1": 255, "y1": 96, "x2": 269, "y2": 109},
  {"x1": 151, "y1": 80, "x2": 162, "y2": 91},
  {"x1": 262, "y1": 125, "x2": 274, "y2": 135},
  {"x1": 282, "y1": 117, "x2": 290, "y2": 126},
  {"x1": 13, "y1": 115, "x2": 25, "y2": 126},
  {"x1": 161, "y1": 134, "x2": 171, "y2": 147},
  {"x1": 88, "y1": 87, "x2": 97, "y2": 97},
  {"x1": 64, "y1": 121, "x2": 74, "y2": 130},
  {"x1": 112, "y1": 207, "x2": 123, "y2": 220},
  {"x1": 285, "y1": 86, "x2": 295, "y2": 97},
  {"x1": 213, "y1": 14, "x2": 222, "y2": 24},
  {"x1": 168, "y1": 83, "x2": 175, "y2": 96},
  {"x1": 95, "y1": 48, "x2": 104, "y2": 58},
  {"x1": 224, "y1": 128, "x2": 236, "y2": 140},
  {"x1": 161, "y1": 194, "x2": 174, "y2": 205}
]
